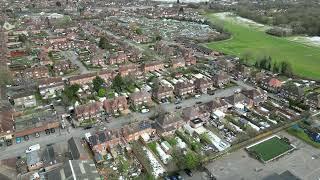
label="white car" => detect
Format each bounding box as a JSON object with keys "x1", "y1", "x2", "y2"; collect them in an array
[{"x1": 141, "y1": 109, "x2": 150, "y2": 113}]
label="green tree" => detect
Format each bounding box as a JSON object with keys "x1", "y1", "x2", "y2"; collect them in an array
[
  {"x1": 92, "y1": 76, "x2": 105, "y2": 92},
  {"x1": 135, "y1": 27, "x2": 143, "y2": 35},
  {"x1": 272, "y1": 61, "x2": 279, "y2": 73},
  {"x1": 184, "y1": 150, "x2": 200, "y2": 169},
  {"x1": 280, "y1": 61, "x2": 293, "y2": 76},
  {"x1": 98, "y1": 88, "x2": 106, "y2": 97},
  {"x1": 112, "y1": 74, "x2": 125, "y2": 92},
  {"x1": 63, "y1": 84, "x2": 80, "y2": 104},
  {"x1": 98, "y1": 36, "x2": 113, "y2": 50}
]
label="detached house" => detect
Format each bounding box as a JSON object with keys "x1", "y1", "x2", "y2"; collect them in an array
[
  {"x1": 280, "y1": 83, "x2": 304, "y2": 101},
  {"x1": 103, "y1": 96, "x2": 128, "y2": 114},
  {"x1": 129, "y1": 91, "x2": 152, "y2": 108},
  {"x1": 155, "y1": 112, "x2": 185, "y2": 136},
  {"x1": 305, "y1": 93, "x2": 320, "y2": 109}
]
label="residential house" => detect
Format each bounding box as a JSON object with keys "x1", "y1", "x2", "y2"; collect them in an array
[
  {"x1": 69, "y1": 73, "x2": 96, "y2": 85},
  {"x1": 305, "y1": 93, "x2": 320, "y2": 109},
  {"x1": 152, "y1": 84, "x2": 174, "y2": 102},
  {"x1": 88, "y1": 129, "x2": 122, "y2": 156},
  {"x1": 10, "y1": 91, "x2": 37, "y2": 108},
  {"x1": 260, "y1": 77, "x2": 282, "y2": 92},
  {"x1": 103, "y1": 96, "x2": 128, "y2": 114},
  {"x1": 280, "y1": 83, "x2": 304, "y2": 101},
  {"x1": 203, "y1": 98, "x2": 229, "y2": 113},
  {"x1": 38, "y1": 51, "x2": 52, "y2": 66},
  {"x1": 74, "y1": 102, "x2": 102, "y2": 123},
  {"x1": 121, "y1": 120, "x2": 155, "y2": 142},
  {"x1": 184, "y1": 54, "x2": 197, "y2": 66},
  {"x1": 182, "y1": 105, "x2": 210, "y2": 122},
  {"x1": 53, "y1": 60, "x2": 74, "y2": 75},
  {"x1": 194, "y1": 77, "x2": 213, "y2": 94},
  {"x1": 242, "y1": 88, "x2": 267, "y2": 106},
  {"x1": 38, "y1": 77, "x2": 64, "y2": 98},
  {"x1": 118, "y1": 64, "x2": 142, "y2": 77},
  {"x1": 224, "y1": 93, "x2": 250, "y2": 107},
  {"x1": 155, "y1": 112, "x2": 185, "y2": 136},
  {"x1": 171, "y1": 58, "x2": 185, "y2": 69},
  {"x1": 215, "y1": 59, "x2": 235, "y2": 73},
  {"x1": 98, "y1": 70, "x2": 116, "y2": 83},
  {"x1": 0, "y1": 106, "x2": 14, "y2": 143},
  {"x1": 142, "y1": 61, "x2": 164, "y2": 73},
  {"x1": 25, "y1": 66, "x2": 49, "y2": 79},
  {"x1": 212, "y1": 72, "x2": 230, "y2": 87},
  {"x1": 129, "y1": 91, "x2": 152, "y2": 108},
  {"x1": 174, "y1": 81, "x2": 195, "y2": 97},
  {"x1": 234, "y1": 64, "x2": 251, "y2": 79},
  {"x1": 108, "y1": 51, "x2": 127, "y2": 65},
  {"x1": 14, "y1": 112, "x2": 60, "y2": 140}
]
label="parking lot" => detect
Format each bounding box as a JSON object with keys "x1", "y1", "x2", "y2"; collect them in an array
[{"x1": 203, "y1": 131, "x2": 320, "y2": 180}]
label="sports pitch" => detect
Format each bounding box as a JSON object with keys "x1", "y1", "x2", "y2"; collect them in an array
[{"x1": 246, "y1": 136, "x2": 295, "y2": 163}]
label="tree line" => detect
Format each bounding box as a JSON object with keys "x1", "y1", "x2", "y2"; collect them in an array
[
  {"x1": 209, "y1": 0, "x2": 320, "y2": 36},
  {"x1": 240, "y1": 54, "x2": 293, "y2": 77}
]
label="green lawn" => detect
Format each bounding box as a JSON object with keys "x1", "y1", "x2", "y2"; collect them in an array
[
  {"x1": 247, "y1": 136, "x2": 294, "y2": 162},
  {"x1": 205, "y1": 13, "x2": 320, "y2": 80}
]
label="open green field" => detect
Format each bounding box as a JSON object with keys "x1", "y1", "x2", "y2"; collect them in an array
[
  {"x1": 247, "y1": 136, "x2": 294, "y2": 162},
  {"x1": 205, "y1": 13, "x2": 320, "y2": 80}
]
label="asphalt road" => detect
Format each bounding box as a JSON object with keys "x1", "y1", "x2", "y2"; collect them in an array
[{"x1": 0, "y1": 85, "x2": 241, "y2": 160}]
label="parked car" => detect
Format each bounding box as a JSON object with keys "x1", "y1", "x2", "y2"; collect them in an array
[
  {"x1": 84, "y1": 126, "x2": 92, "y2": 130},
  {"x1": 16, "y1": 137, "x2": 21, "y2": 144},
  {"x1": 45, "y1": 129, "x2": 50, "y2": 135},
  {"x1": 184, "y1": 169, "x2": 193, "y2": 177},
  {"x1": 50, "y1": 128, "x2": 55, "y2": 133},
  {"x1": 141, "y1": 109, "x2": 150, "y2": 113},
  {"x1": 6, "y1": 139, "x2": 12, "y2": 146},
  {"x1": 35, "y1": 132, "x2": 40, "y2": 138},
  {"x1": 175, "y1": 106, "x2": 182, "y2": 109},
  {"x1": 196, "y1": 101, "x2": 202, "y2": 104}
]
